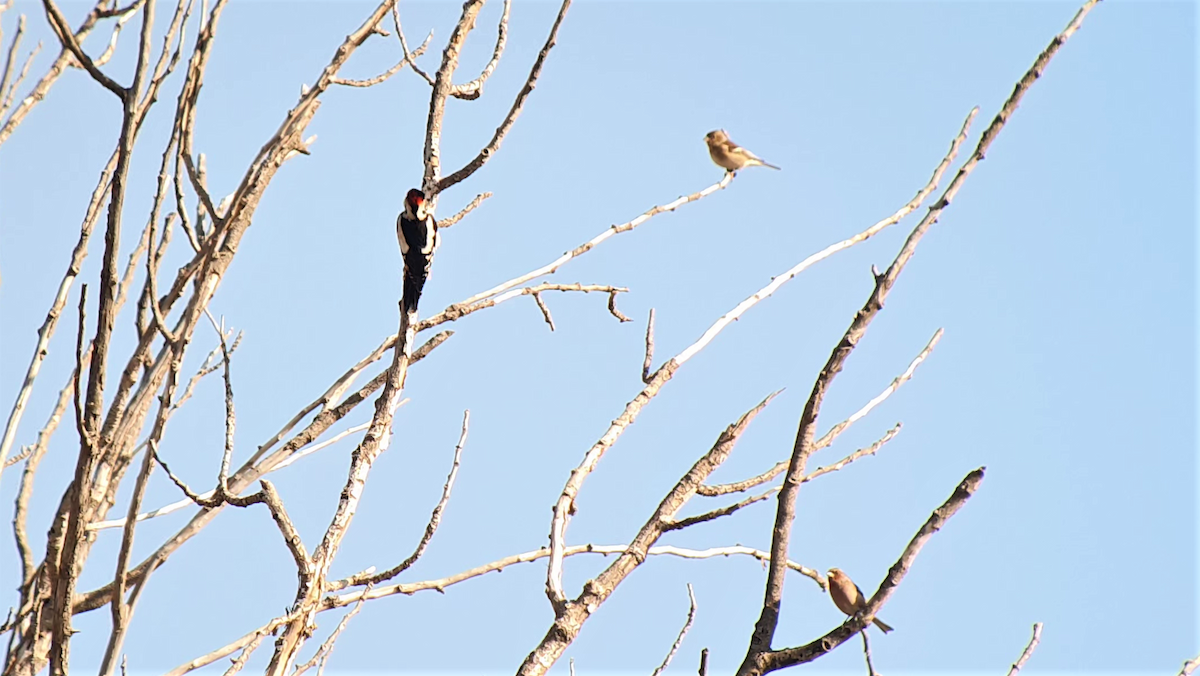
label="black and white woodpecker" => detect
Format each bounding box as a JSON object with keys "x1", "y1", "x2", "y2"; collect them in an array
[{"x1": 396, "y1": 188, "x2": 439, "y2": 314}]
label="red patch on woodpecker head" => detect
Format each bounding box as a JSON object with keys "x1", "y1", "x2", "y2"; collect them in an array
[{"x1": 405, "y1": 189, "x2": 425, "y2": 208}]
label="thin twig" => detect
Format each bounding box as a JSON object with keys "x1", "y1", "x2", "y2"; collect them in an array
[
  {"x1": 42, "y1": 0, "x2": 126, "y2": 97},
  {"x1": 390, "y1": 2, "x2": 433, "y2": 85},
  {"x1": 436, "y1": 191, "x2": 491, "y2": 229},
  {"x1": 447, "y1": 0, "x2": 509, "y2": 99},
  {"x1": 336, "y1": 410, "x2": 469, "y2": 589},
  {"x1": 533, "y1": 292, "x2": 555, "y2": 331},
  {"x1": 1006, "y1": 623, "x2": 1043, "y2": 676},
  {"x1": 0, "y1": 1, "x2": 107, "y2": 147},
  {"x1": 608, "y1": 289, "x2": 631, "y2": 323},
  {"x1": 329, "y1": 31, "x2": 430, "y2": 87},
  {"x1": 204, "y1": 311, "x2": 235, "y2": 489},
  {"x1": 651, "y1": 584, "x2": 697, "y2": 676},
  {"x1": 290, "y1": 584, "x2": 371, "y2": 676},
  {"x1": 327, "y1": 543, "x2": 822, "y2": 606},
  {"x1": 860, "y1": 631, "x2": 878, "y2": 676},
  {"x1": 700, "y1": 327, "x2": 940, "y2": 497},
  {"x1": 642, "y1": 309, "x2": 655, "y2": 383}
]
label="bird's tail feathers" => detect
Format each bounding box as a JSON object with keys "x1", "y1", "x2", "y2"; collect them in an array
[
  {"x1": 872, "y1": 618, "x2": 894, "y2": 634},
  {"x1": 402, "y1": 261, "x2": 428, "y2": 314}
]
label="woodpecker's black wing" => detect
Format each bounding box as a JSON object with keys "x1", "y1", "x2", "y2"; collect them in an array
[{"x1": 398, "y1": 214, "x2": 437, "y2": 313}]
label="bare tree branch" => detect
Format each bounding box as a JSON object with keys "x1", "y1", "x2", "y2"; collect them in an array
[
  {"x1": 700, "y1": 327, "x2": 940, "y2": 498},
  {"x1": 742, "y1": 110, "x2": 977, "y2": 665},
  {"x1": 642, "y1": 309, "x2": 656, "y2": 384},
  {"x1": 1006, "y1": 622, "x2": 1043, "y2": 676},
  {"x1": 651, "y1": 584, "x2": 697, "y2": 676},
  {"x1": 437, "y1": 191, "x2": 492, "y2": 229},
  {"x1": 533, "y1": 292, "x2": 555, "y2": 331},
  {"x1": 333, "y1": 410, "x2": 469, "y2": 589},
  {"x1": 420, "y1": 0, "x2": 486, "y2": 192},
  {"x1": 172, "y1": 541, "x2": 818, "y2": 676},
  {"x1": 0, "y1": 1, "x2": 108, "y2": 147},
  {"x1": 447, "y1": 0, "x2": 509, "y2": 99},
  {"x1": 41, "y1": 0, "x2": 127, "y2": 98},
  {"x1": 749, "y1": 468, "x2": 985, "y2": 675},
  {"x1": 290, "y1": 585, "x2": 371, "y2": 676},
  {"x1": 742, "y1": 2, "x2": 1098, "y2": 663},
  {"x1": 0, "y1": 16, "x2": 40, "y2": 122},
  {"x1": 531, "y1": 393, "x2": 780, "y2": 673},
  {"x1": 329, "y1": 30, "x2": 430, "y2": 87},
  {"x1": 860, "y1": 631, "x2": 878, "y2": 676},
  {"x1": 0, "y1": 148, "x2": 118, "y2": 477},
  {"x1": 435, "y1": 0, "x2": 571, "y2": 194},
  {"x1": 330, "y1": 543, "x2": 821, "y2": 604},
  {"x1": 542, "y1": 146, "x2": 947, "y2": 606}
]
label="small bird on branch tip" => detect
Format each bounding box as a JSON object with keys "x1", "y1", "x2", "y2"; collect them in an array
[
  {"x1": 705, "y1": 129, "x2": 781, "y2": 173},
  {"x1": 396, "y1": 188, "x2": 440, "y2": 314},
  {"x1": 827, "y1": 568, "x2": 894, "y2": 633}
]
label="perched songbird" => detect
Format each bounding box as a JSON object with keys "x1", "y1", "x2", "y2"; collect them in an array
[
  {"x1": 705, "y1": 129, "x2": 781, "y2": 172},
  {"x1": 827, "y1": 568, "x2": 894, "y2": 633},
  {"x1": 396, "y1": 188, "x2": 439, "y2": 313}
]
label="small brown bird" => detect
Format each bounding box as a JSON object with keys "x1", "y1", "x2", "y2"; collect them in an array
[
  {"x1": 827, "y1": 568, "x2": 894, "y2": 633},
  {"x1": 704, "y1": 129, "x2": 781, "y2": 172}
]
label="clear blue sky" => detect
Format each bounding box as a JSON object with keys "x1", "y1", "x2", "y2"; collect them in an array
[{"x1": 0, "y1": 1, "x2": 1194, "y2": 674}]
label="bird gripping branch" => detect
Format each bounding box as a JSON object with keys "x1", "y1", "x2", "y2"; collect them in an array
[{"x1": 396, "y1": 188, "x2": 440, "y2": 314}]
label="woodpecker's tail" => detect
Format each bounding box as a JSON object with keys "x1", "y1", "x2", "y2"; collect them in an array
[{"x1": 402, "y1": 254, "x2": 429, "y2": 314}]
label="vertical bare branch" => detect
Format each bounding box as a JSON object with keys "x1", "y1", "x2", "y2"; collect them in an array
[
  {"x1": 642, "y1": 309, "x2": 655, "y2": 383},
  {"x1": 0, "y1": 145, "x2": 121, "y2": 477},
  {"x1": 860, "y1": 631, "x2": 878, "y2": 676},
  {"x1": 448, "y1": 0, "x2": 508, "y2": 99},
  {"x1": 49, "y1": 0, "x2": 157, "y2": 666},
  {"x1": 421, "y1": 0, "x2": 486, "y2": 192},
  {"x1": 264, "y1": 305, "x2": 415, "y2": 674},
  {"x1": 97, "y1": 429, "x2": 155, "y2": 676},
  {"x1": 0, "y1": 16, "x2": 41, "y2": 122},
  {"x1": 11, "y1": 370, "x2": 78, "y2": 592},
  {"x1": 345, "y1": 410, "x2": 469, "y2": 588},
  {"x1": 651, "y1": 584, "x2": 697, "y2": 676}
]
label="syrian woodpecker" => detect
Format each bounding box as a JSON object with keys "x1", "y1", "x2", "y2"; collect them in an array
[{"x1": 396, "y1": 188, "x2": 439, "y2": 313}]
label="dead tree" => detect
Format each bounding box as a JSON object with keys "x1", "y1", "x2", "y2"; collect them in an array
[{"x1": 0, "y1": 0, "x2": 1102, "y2": 674}]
